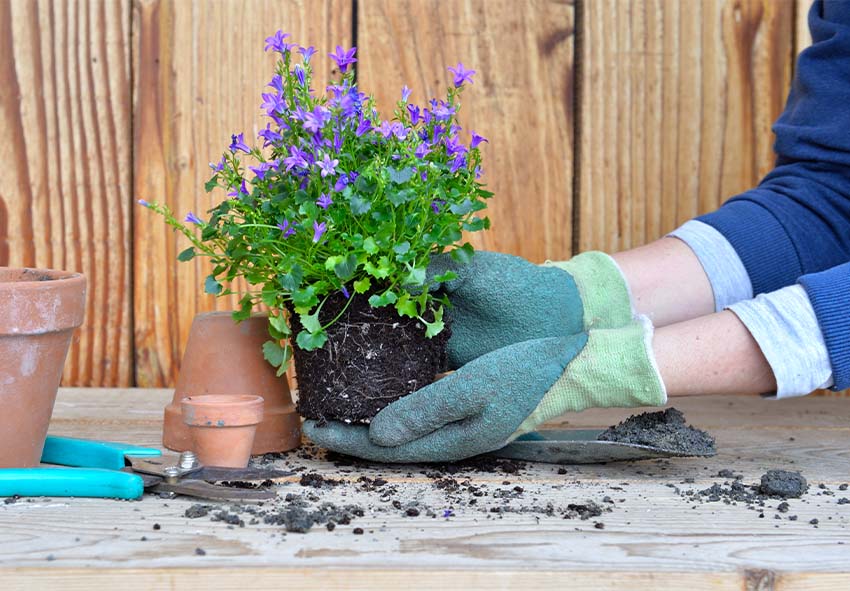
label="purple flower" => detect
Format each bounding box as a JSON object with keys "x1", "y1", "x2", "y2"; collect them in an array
[
  {"x1": 407, "y1": 104, "x2": 421, "y2": 125},
  {"x1": 415, "y1": 143, "x2": 431, "y2": 159},
  {"x1": 229, "y1": 133, "x2": 251, "y2": 154},
  {"x1": 137, "y1": 199, "x2": 150, "y2": 207},
  {"x1": 447, "y1": 62, "x2": 475, "y2": 87},
  {"x1": 264, "y1": 31, "x2": 293, "y2": 53},
  {"x1": 378, "y1": 121, "x2": 407, "y2": 140},
  {"x1": 294, "y1": 65, "x2": 306, "y2": 87},
  {"x1": 298, "y1": 45, "x2": 317, "y2": 63},
  {"x1": 209, "y1": 156, "x2": 226, "y2": 172},
  {"x1": 250, "y1": 162, "x2": 273, "y2": 181},
  {"x1": 277, "y1": 219, "x2": 296, "y2": 238},
  {"x1": 341, "y1": 285, "x2": 350, "y2": 299},
  {"x1": 401, "y1": 85, "x2": 411, "y2": 102},
  {"x1": 449, "y1": 154, "x2": 467, "y2": 173},
  {"x1": 312, "y1": 220, "x2": 327, "y2": 243},
  {"x1": 316, "y1": 193, "x2": 333, "y2": 209},
  {"x1": 333, "y1": 132, "x2": 343, "y2": 153},
  {"x1": 470, "y1": 131, "x2": 488, "y2": 149},
  {"x1": 474, "y1": 165, "x2": 483, "y2": 179},
  {"x1": 355, "y1": 118, "x2": 372, "y2": 137},
  {"x1": 431, "y1": 199, "x2": 444, "y2": 214},
  {"x1": 258, "y1": 124, "x2": 283, "y2": 147},
  {"x1": 445, "y1": 135, "x2": 468, "y2": 157},
  {"x1": 303, "y1": 106, "x2": 330, "y2": 133},
  {"x1": 334, "y1": 173, "x2": 350, "y2": 192},
  {"x1": 227, "y1": 179, "x2": 249, "y2": 198},
  {"x1": 442, "y1": 509, "x2": 454, "y2": 518},
  {"x1": 184, "y1": 211, "x2": 203, "y2": 225},
  {"x1": 261, "y1": 92, "x2": 286, "y2": 117},
  {"x1": 268, "y1": 74, "x2": 284, "y2": 92},
  {"x1": 283, "y1": 146, "x2": 309, "y2": 171},
  {"x1": 317, "y1": 153, "x2": 339, "y2": 177},
  {"x1": 329, "y1": 46, "x2": 358, "y2": 73},
  {"x1": 433, "y1": 101, "x2": 455, "y2": 121}
]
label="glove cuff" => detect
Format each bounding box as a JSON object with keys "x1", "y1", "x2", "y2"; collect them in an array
[
  {"x1": 513, "y1": 316, "x2": 667, "y2": 437},
  {"x1": 545, "y1": 251, "x2": 634, "y2": 329}
]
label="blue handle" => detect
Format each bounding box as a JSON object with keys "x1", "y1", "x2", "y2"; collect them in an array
[
  {"x1": 0, "y1": 468, "x2": 145, "y2": 500},
  {"x1": 42, "y1": 436, "x2": 162, "y2": 470}
]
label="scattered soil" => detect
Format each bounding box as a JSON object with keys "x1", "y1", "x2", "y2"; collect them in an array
[
  {"x1": 597, "y1": 408, "x2": 716, "y2": 456},
  {"x1": 290, "y1": 290, "x2": 451, "y2": 424},
  {"x1": 759, "y1": 470, "x2": 808, "y2": 498}
]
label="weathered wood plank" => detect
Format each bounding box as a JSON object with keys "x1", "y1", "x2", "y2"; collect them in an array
[
  {"x1": 0, "y1": 0, "x2": 133, "y2": 386},
  {"x1": 132, "y1": 0, "x2": 352, "y2": 387},
  {"x1": 357, "y1": 0, "x2": 575, "y2": 264},
  {"x1": 576, "y1": 0, "x2": 794, "y2": 253},
  {"x1": 2, "y1": 388, "x2": 849, "y2": 589}
]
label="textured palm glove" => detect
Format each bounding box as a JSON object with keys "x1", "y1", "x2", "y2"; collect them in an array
[
  {"x1": 303, "y1": 317, "x2": 666, "y2": 463},
  {"x1": 430, "y1": 251, "x2": 634, "y2": 367}
]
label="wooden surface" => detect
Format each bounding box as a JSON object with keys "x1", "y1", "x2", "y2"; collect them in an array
[
  {"x1": 576, "y1": 0, "x2": 794, "y2": 253},
  {"x1": 0, "y1": 0, "x2": 133, "y2": 386},
  {"x1": 2, "y1": 388, "x2": 849, "y2": 590},
  {"x1": 358, "y1": 0, "x2": 575, "y2": 263}
]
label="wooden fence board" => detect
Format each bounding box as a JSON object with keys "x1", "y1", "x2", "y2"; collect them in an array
[
  {"x1": 0, "y1": 0, "x2": 133, "y2": 386},
  {"x1": 357, "y1": 0, "x2": 575, "y2": 264},
  {"x1": 132, "y1": 0, "x2": 352, "y2": 387},
  {"x1": 576, "y1": 0, "x2": 794, "y2": 253}
]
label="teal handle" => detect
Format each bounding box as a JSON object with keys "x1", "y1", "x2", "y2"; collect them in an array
[
  {"x1": 42, "y1": 436, "x2": 162, "y2": 470},
  {"x1": 0, "y1": 468, "x2": 144, "y2": 500}
]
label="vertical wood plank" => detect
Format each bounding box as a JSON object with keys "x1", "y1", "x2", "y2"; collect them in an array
[
  {"x1": 576, "y1": 0, "x2": 794, "y2": 253},
  {"x1": 0, "y1": 0, "x2": 133, "y2": 386},
  {"x1": 357, "y1": 0, "x2": 575, "y2": 264},
  {"x1": 795, "y1": 0, "x2": 813, "y2": 55},
  {"x1": 133, "y1": 0, "x2": 353, "y2": 387}
]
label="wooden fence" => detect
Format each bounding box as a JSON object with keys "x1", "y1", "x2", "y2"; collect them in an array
[{"x1": 0, "y1": 0, "x2": 816, "y2": 387}]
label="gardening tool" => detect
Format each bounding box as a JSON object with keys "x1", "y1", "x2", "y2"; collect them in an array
[
  {"x1": 488, "y1": 429, "x2": 717, "y2": 464},
  {"x1": 0, "y1": 436, "x2": 293, "y2": 501}
]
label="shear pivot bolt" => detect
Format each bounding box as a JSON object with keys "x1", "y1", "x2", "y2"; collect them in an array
[
  {"x1": 179, "y1": 451, "x2": 198, "y2": 470},
  {"x1": 163, "y1": 466, "x2": 181, "y2": 484}
]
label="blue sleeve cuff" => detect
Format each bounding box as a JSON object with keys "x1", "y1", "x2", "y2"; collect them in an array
[
  {"x1": 798, "y1": 262, "x2": 850, "y2": 390},
  {"x1": 697, "y1": 197, "x2": 804, "y2": 295}
]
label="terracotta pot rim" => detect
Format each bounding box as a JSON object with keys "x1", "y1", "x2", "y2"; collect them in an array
[
  {"x1": 0, "y1": 267, "x2": 85, "y2": 289},
  {"x1": 181, "y1": 394, "x2": 265, "y2": 427}
]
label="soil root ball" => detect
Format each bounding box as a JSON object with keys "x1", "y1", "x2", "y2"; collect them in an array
[
  {"x1": 759, "y1": 470, "x2": 808, "y2": 498},
  {"x1": 596, "y1": 408, "x2": 716, "y2": 455}
]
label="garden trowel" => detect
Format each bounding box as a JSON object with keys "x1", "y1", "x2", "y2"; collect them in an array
[{"x1": 489, "y1": 429, "x2": 716, "y2": 464}]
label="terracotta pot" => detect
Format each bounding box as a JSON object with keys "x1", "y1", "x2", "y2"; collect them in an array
[
  {"x1": 163, "y1": 311, "x2": 301, "y2": 453},
  {"x1": 0, "y1": 268, "x2": 86, "y2": 468},
  {"x1": 181, "y1": 395, "x2": 264, "y2": 468}
]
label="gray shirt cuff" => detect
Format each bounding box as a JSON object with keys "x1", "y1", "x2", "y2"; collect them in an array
[{"x1": 669, "y1": 220, "x2": 753, "y2": 311}]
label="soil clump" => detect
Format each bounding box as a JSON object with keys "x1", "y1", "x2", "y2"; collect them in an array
[
  {"x1": 759, "y1": 470, "x2": 808, "y2": 498},
  {"x1": 597, "y1": 408, "x2": 716, "y2": 455}
]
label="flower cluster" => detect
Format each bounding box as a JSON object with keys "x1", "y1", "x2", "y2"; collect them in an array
[{"x1": 141, "y1": 30, "x2": 491, "y2": 374}]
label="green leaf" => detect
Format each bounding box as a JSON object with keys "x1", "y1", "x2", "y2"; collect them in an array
[
  {"x1": 349, "y1": 192, "x2": 372, "y2": 215},
  {"x1": 462, "y1": 217, "x2": 488, "y2": 232},
  {"x1": 388, "y1": 166, "x2": 414, "y2": 184},
  {"x1": 353, "y1": 277, "x2": 372, "y2": 294},
  {"x1": 395, "y1": 293, "x2": 417, "y2": 318},
  {"x1": 354, "y1": 174, "x2": 377, "y2": 194},
  {"x1": 333, "y1": 254, "x2": 358, "y2": 280},
  {"x1": 262, "y1": 340, "x2": 290, "y2": 368},
  {"x1": 451, "y1": 242, "x2": 475, "y2": 265},
  {"x1": 324, "y1": 255, "x2": 343, "y2": 272},
  {"x1": 177, "y1": 247, "x2": 195, "y2": 262},
  {"x1": 291, "y1": 286, "x2": 317, "y2": 308},
  {"x1": 364, "y1": 256, "x2": 391, "y2": 279},
  {"x1": 296, "y1": 329, "x2": 328, "y2": 351},
  {"x1": 368, "y1": 290, "x2": 398, "y2": 308},
  {"x1": 433, "y1": 270, "x2": 458, "y2": 283},
  {"x1": 422, "y1": 305, "x2": 445, "y2": 338},
  {"x1": 363, "y1": 236, "x2": 378, "y2": 254},
  {"x1": 280, "y1": 264, "x2": 303, "y2": 291},
  {"x1": 404, "y1": 266, "x2": 427, "y2": 286},
  {"x1": 299, "y1": 310, "x2": 322, "y2": 334},
  {"x1": 449, "y1": 199, "x2": 476, "y2": 216},
  {"x1": 386, "y1": 187, "x2": 415, "y2": 206},
  {"x1": 204, "y1": 275, "x2": 222, "y2": 295},
  {"x1": 392, "y1": 242, "x2": 410, "y2": 256},
  {"x1": 205, "y1": 176, "x2": 219, "y2": 193},
  {"x1": 232, "y1": 295, "x2": 254, "y2": 322},
  {"x1": 269, "y1": 313, "x2": 291, "y2": 337}
]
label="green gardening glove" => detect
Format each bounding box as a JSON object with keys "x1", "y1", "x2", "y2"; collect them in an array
[
  {"x1": 430, "y1": 250, "x2": 634, "y2": 368},
  {"x1": 304, "y1": 317, "x2": 666, "y2": 463}
]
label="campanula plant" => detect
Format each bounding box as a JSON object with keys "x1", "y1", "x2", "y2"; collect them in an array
[{"x1": 141, "y1": 31, "x2": 491, "y2": 376}]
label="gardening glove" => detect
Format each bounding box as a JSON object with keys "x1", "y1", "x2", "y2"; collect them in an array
[
  {"x1": 429, "y1": 250, "x2": 634, "y2": 368},
  {"x1": 304, "y1": 317, "x2": 666, "y2": 463}
]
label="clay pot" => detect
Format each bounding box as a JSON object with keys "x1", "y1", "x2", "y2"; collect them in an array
[
  {"x1": 181, "y1": 395, "x2": 264, "y2": 468},
  {"x1": 0, "y1": 268, "x2": 86, "y2": 468},
  {"x1": 163, "y1": 312, "x2": 301, "y2": 453}
]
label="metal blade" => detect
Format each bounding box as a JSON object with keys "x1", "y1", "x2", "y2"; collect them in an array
[
  {"x1": 150, "y1": 479, "x2": 278, "y2": 502},
  {"x1": 192, "y1": 466, "x2": 294, "y2": 482}
]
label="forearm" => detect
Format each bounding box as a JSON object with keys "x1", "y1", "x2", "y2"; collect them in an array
[{"x1": 653, "y1": 310, "x2": 776, "y2": 397}]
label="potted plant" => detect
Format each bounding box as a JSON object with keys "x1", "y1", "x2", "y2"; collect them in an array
[{"x1": 141, "y1": 31, "x2": 490, "y2": 424}]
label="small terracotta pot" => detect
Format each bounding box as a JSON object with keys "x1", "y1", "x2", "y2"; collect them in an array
[
  {"x1": 163, "y1": 311, "x2": 301, "y2": 454},
  {"x1": 0, "y1": 268, "x2": 86, "y2": 468},
  {"x1": 181, "y1": 394, "x2": 265, "y2": 468}
]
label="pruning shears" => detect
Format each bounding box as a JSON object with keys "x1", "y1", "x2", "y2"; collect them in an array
[{"x1": 0, "y1": 436, "x2": 291, "y2": 501}]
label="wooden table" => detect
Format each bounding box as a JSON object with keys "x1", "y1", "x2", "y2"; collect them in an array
[{"x1": 2, "y1": 389, "x2": 849, "y2": 590}]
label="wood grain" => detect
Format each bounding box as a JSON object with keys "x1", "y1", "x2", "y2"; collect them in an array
[
  {"x1": 796, "y1": 0, "x2": 813, "y2": 55},
  {"x1": 132, "y1": 0, "x2": 352, "y2": 387},
  {"x1": 576, "y1": 0, "x2": 794, "y2": 253},
  {"x1": 2, "y1": 388, "x2": 849, "y2": 589},
  {"x1": 0, "y1": 0, "x2": 133, "y2": 386},
  {"x1": 357, "y1": 0, "x2": 575, "y2": 264}
]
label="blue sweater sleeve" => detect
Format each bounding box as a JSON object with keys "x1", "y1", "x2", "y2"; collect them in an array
[
  {"x1": 698, "y1": 0, "x2": 850, "y2": 294},
  {"x1": 799, "y1": 262, "x2": 850, "y2": 390}
]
